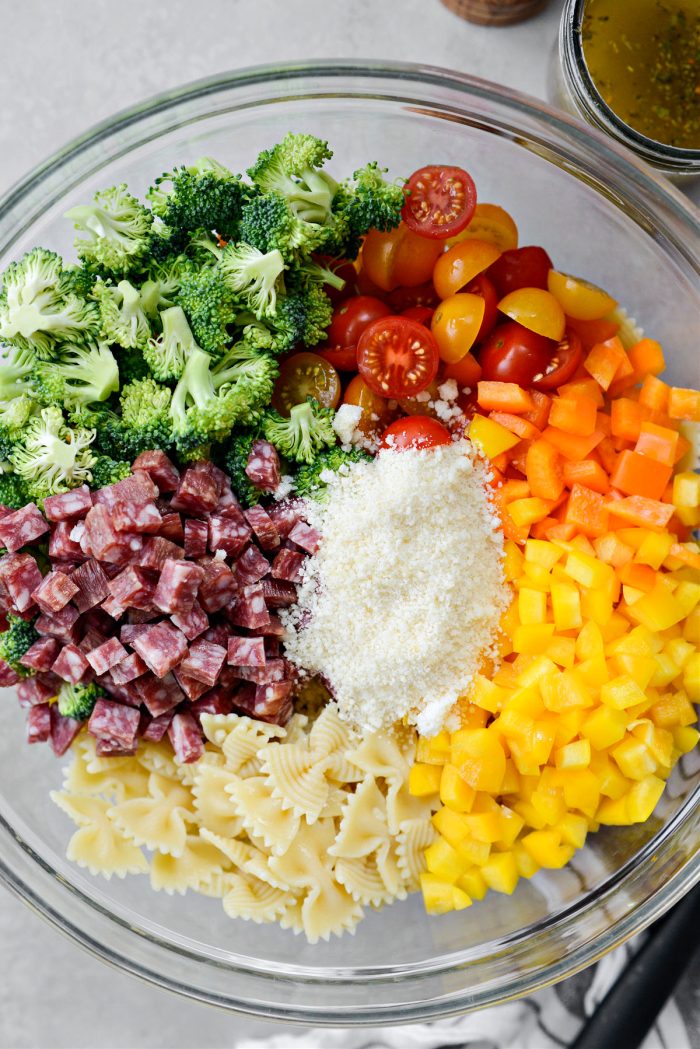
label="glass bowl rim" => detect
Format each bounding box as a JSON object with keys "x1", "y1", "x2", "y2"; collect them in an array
[{"x1": 0, "y1": 58, "x2": 698, "y2": 1024}]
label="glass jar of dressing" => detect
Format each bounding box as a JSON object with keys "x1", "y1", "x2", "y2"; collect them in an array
[{"x1": 549, "y1": 0, "x2": 700, "y2": 179}]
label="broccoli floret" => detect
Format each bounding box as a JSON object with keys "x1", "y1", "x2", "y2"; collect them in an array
[
  {"x1": 223, "y1": 429, "x2": 263, "y2": 508},
  {"x1": 92, "y1": 279, "x2": 152, "y2": 350},
  {"x1": 210, "y1": 341, "x2": 279, "y2": 404},
  {"x1": 65, "y1": 184, "x2": 154, "y2": 276},
  {"x1": 9, "y1": 406, "x2": 96, "y2": 499},
  {"x1": 115, "y1": 345, "x2": 151, "y2": 385},
  {"x1": 57, "y1": 680, "x2": 105, "y2": 721},
  {"x1": 274, "y1": 275, "x2": 333, "y2": 348},
  {"x1": 31, "y1": 342, "x2": 120, "y2": 408},
  {"x1": 143, "y1": 305, "x2": 198, "y2": 381},
  {"x1": 176, "y1": 267, "x2": 237, "y2": 357},
  {"x1": 238, "y1": 193, "x2": 326, "y2": 261},
  {"x1": 0, "y1": 471, "x2": 30, "y2": 510},
  {"x1": 60, "y1": 264, "x2": 100, "y2": 300},
  {"x1": 293, "y1": 445, "x2": 370, "y2": 499},
  {"x1": 147, "y1": 158, "x2": 250, "y2": 237},
  {"x1": 139, "y1": 254, "x2": 194, "y2": 321},
  {"x1": 101, "y1": 378, "x2": 173, "y2": 461},
  {"x1": 334, "y1": 163, "x2": 405, "y2": 252},
  {"x1": 0, "y1": 614, "x2": 39, "y2": 678},
  {"x1": 0, "y1": 396, "x2": 34, "y2": 462},
  {"x1": 90, "y1": 455, "x2": 132, "y2": 489},
  {"x1": 247, "y1": 133, "x2": 337, "y2": 226},
  {"x1": 219, "y1": 242, "x2": 286, "y2": 320},
  {"x1": 0, "y1": 247, "x2": 99, "y2": 359},
  {"x1": 294, "y1": 257, "x2": 346, "y2": 292},
  {"x1": 0, "y1": 346, "x2": 34, "y2": 402},
  {"x1": 262, "y1": 398, "x2": 336, "y2": 464}
]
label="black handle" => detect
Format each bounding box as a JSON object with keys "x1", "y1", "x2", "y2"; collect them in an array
[{"x1": 571, "y1": 881, "x2": 700, "y2": 1049}]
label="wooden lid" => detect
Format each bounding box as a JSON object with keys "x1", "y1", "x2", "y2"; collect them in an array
[{"x1": 440, "y1": 0, "x2": 548, "y2": 25}]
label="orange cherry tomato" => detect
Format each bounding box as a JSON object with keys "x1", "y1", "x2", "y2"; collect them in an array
[
  {"x1": 566, "y1": 315, "x2": 620, "y2": 349},
  {"x1": 498, "y1": 287, "x2": 566, "y2": 341},
  {"x1": 361, "y1": 223, "x2": 443, "y2": 292},
  {"x1": 316, "y1": 345, "x2": 358, "y2": 370},
  {"x1": 343, "y1": 374, "x2": 394, "y2": 436},
  {"x1": 431, "y1": 293, "x2": 485, "y2": 364},
  {"x1": 432, "y1": 239, "x2": 501, "y2": 300},
  {"x1": 271, "y1": 352, "x2": 341, "y2": 415},
  {"x1": 381, "y1": 415, "x2": 452, "y2": 451},
  {"x1": 441, "y1": 353, "x2": 482, "y2": 388},
  {"x1": 448, "y1": 203, "x2": 519, "y2": 252},
  {"x1": 547, "y1": 270, "x2": 617, "y2": 321},
  {"x1": 398, "y1": 378, "x2": 441, "y2": 417}
]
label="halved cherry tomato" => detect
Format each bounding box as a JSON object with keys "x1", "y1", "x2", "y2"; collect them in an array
[
  {"x1": 362, "y1": 224, "x2": 442, "y2": 292},
  {"x1": 381, "y1": 415, "x2": 452, "y2": 450},
  {"x1": 478, "y1": 321, "x2": 554, "y2": 386},
  {"x1": 343, "y1": 374, "x2": 394, "y2": 435},
  {"x1": 431, "y1": 293, "x2": 485, "y2": 364},
  {"x1": 386, "y1": 281, "x2": 440, "y2": 311},
  {"x1": 401, "y1": 305, "x2": 434, "y2": 327},
  {"x1": 441, "y1": 353, "x2": 482, "y2": 388},
  {"x1": 402, "y1": 165, "x2": 477, "y2": 240},
  {"x1": 271, "y1": 352, "x2": 341, "y2": 415},
  {"x1": 357, "y1": 316, "x2": 440, "y2": 398},
  {"x1": 465, "y1": 274, "x2": 498, "y2": 343},
  {"x1": 433, "y1": 239, "x2": 501, "y2": 300},
  {"x1": 448, "y1": 203, "x2": 519, "y2": 252},
  {"x1": 532, "y1": 329, "x2": 584, "y2": 391},
  {"x1": 547, "y1": 270, "x2": 617, "y2": 321},
  {"x1": 487, "y1": 246, "x2": 553, "y2": 296},
  {"x1": 498, "y1": 287, "x2": 566, "y2": 341},
  {"x1": 327, "y1": 295, "x2": 391, "y2": 348},
  {"x1": 316, "y1": 345, "x2": 358, "y2": 371}
]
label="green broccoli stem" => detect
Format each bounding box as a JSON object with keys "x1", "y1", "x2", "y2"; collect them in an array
[{"x1": 170, "y1": 347, "x2": 216, "y2": 427}]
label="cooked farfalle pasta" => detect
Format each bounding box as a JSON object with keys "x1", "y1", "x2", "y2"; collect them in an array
[{"x1": 53, "y1": 709, "x2": 439, "y2": 943}]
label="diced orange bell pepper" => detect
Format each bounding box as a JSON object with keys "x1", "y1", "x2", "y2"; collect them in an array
[
  {"x1": 628, "y1": 337, "x2": 665, "y2": 377},
  {"x1": 562, "y1": 459, "x2": 610, "y2": 494},
  {"x1": 638, "y1": 375, "x2": 669, "y2": 413},
  {"x1": 617, "y1": 561, "x2": 657, "y2": 592},
  {"x1": 526, "y1": 438, "x2": 565, "y2": 501},
  {"x1": 564, "y1": 484, "x2": 609, "y2": 537},
  {"x1": 584, "y1": 337, "x2": 629, "y2": 390},
  {"x1": 610, "y1": 398, "x2": 648, "y2": 442},
  {"x1": 542, "y1": 426, "x2": 605, "y2": 461},
  {"x1": 477, "y1": 382, "x2": 534, "y2": 414},
  {"x1": 668, "y1": 387, "x2": 700, "y2": 422},
  {"x1": 634, "y1": 422, "x2": 679, "y2": 467},
  {"x1": 548, "y1": 395, "x2": 599, "y2": 436},
  {"x1": 566, "y1": 316, "x2": 619, "y2": 350},
  {"x1": 522, "y1": 389, "x2": 552, "y2": 430},
  {"x1": 489, "y1": 412, "x2": 542, "y2": 441},
  {"x1": 610, "y1": 450, "x2": 673, "y2": 501}
]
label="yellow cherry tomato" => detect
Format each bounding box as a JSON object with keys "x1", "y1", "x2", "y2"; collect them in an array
[
  {"x1": 447, "y1": 203, "x2": 519, "y2": 252},
  {"x1": 431, "y1": 293, "x2": 485, "y2": 364},
  {"x1": 547, "y1": 270, "x2": 618, "y2": 321},
  {"x1": 498, "y1": 287, "x2": 566, "y2": 342},
  {"x1": 343, "y1": 374, "x2": 394, "y2": 436},
  {"x1": 433, "y1": 239, "x2": 501, "y2": 300}
]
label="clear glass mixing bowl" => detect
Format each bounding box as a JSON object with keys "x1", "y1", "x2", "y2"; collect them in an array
[{"x1": 0, "y1": 61, "x2": 698, "y2": 1025}]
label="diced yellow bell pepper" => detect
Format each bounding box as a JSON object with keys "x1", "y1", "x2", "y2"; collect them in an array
[
  {"x1": 424, "y1": 837, "x2": 462, "y2": 882},
  {"x1": 432, "y1": 807, "x2": 471, "y2": 849},
  {"x1": 463, "y1": 811, "x2": 503, "y2": 843},
  {"x1": 650, "y1": 651, "x2": 681, "y2": 688},
  {"x1": 504, "y1": 539, "x2": 525, "y2": 582},
  {"x1": 576, "y1": 620, "x2": 605, "y2": 660},
  {"x1": 521, "y1": 830, "x2": 575, "y2": 869},
  {"x1": 518, "y1": 587, "x2": 548, "y2": 625},
  {"x1": 600, "y1": 675, "x2": 647, "y2": 710},
  {"x1": 581, "y1": 705, "x2": 628, "y2": 749},
  {"x1": 499, "y1": 805, "x2": 525, "y2": 846},
  {"x1": 635, "y1": 530, "x2": 674, "y2": 569},
  {"x1": 555, "y1": 738, "x2": 591, "y2": 769},
  {"x1": 515, "y1": 655, "x2": 559, "y2": 688},
  {"x1": 550, "y1": 579, "x2": 582, "y2": 631},
  {"x1": 469, "y1": 674, "x2": 509, "y2": 715},
  {"x1": 545, "y1": 636, "x2": 577, "y2": 669},
  {"x1": 512, "y1": 623, "x2": 556, "y2": 654},
  {"x1": 440, "y1": 764, "x2": 476, "y2": 812},
  {"x1": 673, "y1": 471, "x2": 700, "y2": 508},
  {"x1": 508, "y1": 740, "x2": 542, "y2": 777},
  {"x1": 469, "y1": 414, "x2": 520, "y2": 458},
  {"x1": 611, "y1": 736, "x2": 657, "y2": 780},
  {"x1": 450, "y1": 728, "x2": 506, "y2": 793},
  {"x1": 597, "y1": 796, "x2": 634, "y2": 825},
  {"x1": 455, "y1": 837, "x2": 491, "y2": 867},
  {"x1": 551, "y1": 709, "x2": 585, "y2": 747},
  {"x1": 557, "y1": 812, "x2": 589, "y2": 849},
  {"x1": 673, "y1": 726, "x2": 700, "y2": 753},
  {"x1": 611, "y1": 653, "x2": 657, "y2": 690},
  {"x1": 408, "y1": 762, "x2": 444, "y2": 797},
  {"x1": 513, "y1": 799, "x2": 547, "y2": 830},
  {"x1": 683, "y1": 653, "x2": 700, "y2": 701},
  {"x1": 665, "y1": 638, "x2": 696, "y2": 669},
  {"x1": 631, "y1": 721, "x2": 674, "y2": 767},
  {"x1": 558, "y1": 768, "x2": 601, "y2": 818},
  {"x1": 522, "y1": 561, "x2": 552, "y2": 589},
  {"x1": 650, "y1": 689, "x2": 698, "y2": 728},
  {"x1": 627, "y1": 582, "x2": 687, "y2": 630},
  {"x1": 456, "y1": 867, "x2": 489, "y2": 901},
  {"x1": 415, "y1": 729, "x2": 451, "y2": 765},
  {"x1": 420, "y1": 872, "x2": 472, "y2": 914},
  {"x1": 674, "y1": 581, "x2": 700, "y2": 616},
  {"x1": 509, "y1": 498, "x2": 553, "y2": 528},
  {"x1": 589, "y1": 751, "x2": 630, "y2": 799},
  {"x1": 481, "y1": 850, "x2": 519, "y2": 895},
  {"x1": 564, "y1": 550, "x2": 615, "y2": 591},
  {"x1": 683, "y1": 606, "x2": 700, "y2": 645},
  {"x1": 540, "y1": 668, "x2": 594, "y2": 712},
  {"x1": 525, "y1": 539, "x2": 563, "y2": 569},
  {"x1": 531, "y1": 786, "x2": 567, "y2": 824},
  {"x1": 626, "y1": 775, "x2": 666, "y2": 822},
  {"x1": 513, "y1": 841, "x2": 541, "y2": 877},
  {"x1": 580, "y1": 588, "x2": 614, "y2": 627},
  {"x1": 500, "y1": 759, "x2": 520, "y2": 795}
]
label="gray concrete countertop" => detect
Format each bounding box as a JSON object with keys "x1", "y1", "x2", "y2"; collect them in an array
[{"x1": 0, "y1": 3, "x2": 697, "y2": 1047}]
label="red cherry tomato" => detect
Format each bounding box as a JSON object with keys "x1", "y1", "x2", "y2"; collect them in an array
[
  {"x1": 464, "y1": 274, "x2": 499, "y2": 343},
  {"x1": 478, "y1": 321, "x2": 554, "y2": 386},
  {"x1": 316, "y1": 345, "x2": 358, "y2": 371},
  {"x1": 532, "y1": 329, "x2": 584, "y2": 391},
  {"x1": 381, "y1": 415, "x2": 452, "y2": 451},
  {"x1": 386, "y1": 281, "x2": 440, "y2": 312},
  {"x1": 401, "y1": 305, "x2": 434, "y2": 327},
  {"x1": 357, "y1": 316, "x2": 440, "y2": 399},
  {"x1": 327, "y1": 295, "x2": 391, "y2": 349},
  {"x1": 402, "y1": 165, "x2": 477, "y2": 240},
  {"x1": 486, "y1": 246, "x2": 553, "y2": 297}
]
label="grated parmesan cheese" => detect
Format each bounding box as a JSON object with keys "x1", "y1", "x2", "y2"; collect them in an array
[{"x1": 283, "y1": 440, "x2": 510, "y2": 736}]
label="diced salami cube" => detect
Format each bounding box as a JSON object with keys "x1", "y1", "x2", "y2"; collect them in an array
[
  {"x1": 27, "y1": 703, "x2": 52, "y2": 743},
  {"x1": 208, "y1": 513, "x2": 251, "y2": 558},
  {"x1": 108, "y1": 566, "x2": 156, "y2": 610},
  {"x1": 228, "y1": 583, "x2": 271, "y2": 629},
  {"x1": 70, "y1": 520, "x2": 90, "y2": 557},
  {"x1": 158, "y1": 512, "x2": 184, "y2": 544},
  {"x1": 195, "y1": 459, "x2": 227, "y2": 493},
  {"x1": 93, "y1": 471, "x2": 157, "y2": 508},
  {"x1": 84, "y1": 505, "x2": 143, "y2": 564},
  {"x1": 43, "y1": 485, "x2": 93, "y2": 522},
  {"x1": 20, "y1": 636, "x2": 60, "y2": 673},
  {"x1": 95, "y1": 737, "x2": 138, "y2": 757},
  {"x1": 119, "y1": 623, "x2": 150, "y2": 646},
  {"x1": 0, "y1": 658, "x2": 19, "y2": 686},
  {"x1": 171, "y1": 466, "x2": 219, "y2": 514},
  {"x1": 245, "y1": 440, "x2": 281, "y2": 492},
  {"x1": 265, "y1": 637, "x2": 281, "y2": 659},
  {"x1": 268, "y1": 499, "x2": 304, "y2": 538},
  {"x1": 261, "y1": 578, "x2": 297, "y2": 608},
  {"x1": 152, "y1": 559, "x2": 204, "y2": 615},
  {"x1": 53, "y1": 644, "x2": 91, "y2": 684},
  {"x1": 100, "y1": 596, "x2": 125, "y2": 620},
  {"x1": 254, "y1": 681, "x2": 294, "y2": 724},
  {"x1": 70, "y1": 559, "x2": 110, "y2": 613},
  {"x1": 35, "y1": 604, "x2": 81, "y2": 643},
  {"x1": 243, "y1": 505, "x2": 280, "y2": 551},
  {"x1": 136, "y1": 671, "x2": 184, "y2": 716},
  {"x1": 271, "y1": 547, "x2": 306, "y2": 583},
  {"x1": 88, "y1": 699, "x2": 140, "y2": 748},
  {"x1": 190, "y1": 688, "x2": 234, "y2": 721},
  {"x1": 109, "y1": 652, "x2": 147, "y2": 684},
  {"x1": 198, "y1": 561, "x2": 237, "y2": 614},
  {"x1": 168, "y1": 711, "x2": 204, "y2": 764},
  {"x1": 79, "y1": 627, "x2": 107, "y2": 655},
  {"x1": 132, "y1": 622, "x2": 188, "y2": 678},
  {"x1": 32, "y1": 571, "x2": 79, "y2": 614},
  {"x1": 257, "y1": 613, "x2": 285, "y2": 638},
  {"x1": 203, "y1": 623, "x2": 232, "y2": 648},
  {"x1": 85, "y1": 637, "x2": 128, "y2": 676},
  {"x1": 141, "y1": 710, "x2": 174, "y2": 742},
  {"x1": 235, "y1": 544, "x2": 270, "y2": 586},
  {"x1": 170, "y1": 600, "x2": 208, "y2": 641},
  {"x1": 102, "y1": 677, "x2": 142, "y2": 707},
  {"x1": 49, "y1": 706, "x2": 83, "y2": 755},
  {"x1": 0, "y1": 553, "x2": 44, "y2": 614},
  {"x1": 17, "y1": 676, "x2": 55, "y2": 707},
  {"x1": 215, "y1": 480, "x2": 239, "y2": 514},
  {"x1": 136, "y1": 536, "x2": 184, "y2": 571},
  {"x1": 231, "y1": 659, "x2": 285, "y2": 684},
  {"x1": 131, "y1": 450, "x2": 180, "y2": 493},
  {"x1": 179, "y1": 638, "x2": 226, "y2": 687},
  {"x1": 49, "y1": 521, "x2": 83, "y2": 561},
  {"x1": 227, "y1": 635, "x2": 266, "y2": 667},
  {"x1": 127, "y1": 607, "x2": 160, "y2": 623},
  {"x1": 0, "y1": 503, "x2": 49, "y2": 553},
  {"x1": 183, "y1": 520, "x2": 208, "y2": 560},
  {"x1": 173, "y1": 667, "x2": 211, "y2": 701},
  {"x1": 287, "y1": 521, "x2": 322, "y2": 554},
  {"x1": 112, "y1": 500, "x2": 163, "y2": 534}
]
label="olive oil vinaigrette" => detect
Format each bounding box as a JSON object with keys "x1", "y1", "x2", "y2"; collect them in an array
[{"x1": 581, "y1": 0, "x2": 700, "y2": 150}]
